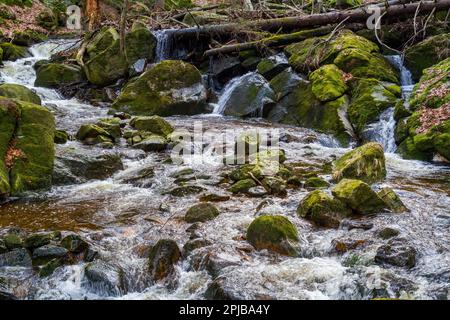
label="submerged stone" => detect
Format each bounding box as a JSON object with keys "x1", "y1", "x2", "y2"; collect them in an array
[{"x1": 375, "y1": 239, "x2": 417, "y2": 269}]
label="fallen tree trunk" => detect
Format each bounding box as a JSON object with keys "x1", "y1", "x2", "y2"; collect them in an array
[
  {"x1": 204, "y1": 23, "x2": 365, "y2": 56},
  {"x1": 173, "y1": 0, "x2": 450, "y2": 39}
]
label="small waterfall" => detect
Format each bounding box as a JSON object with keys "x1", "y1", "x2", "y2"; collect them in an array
[
  {"x1": 153, "y1": 29, "x2": 173, "y2": 62},
  {"x1": 363, "y1": 55, "x2": 415, "y2": 153},
  {"x1": 212, "y1": 72, "x2": 255, "y2": 115}
]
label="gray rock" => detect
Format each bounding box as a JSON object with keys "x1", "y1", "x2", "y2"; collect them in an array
[
  {"x1": 83, "y1": 260, "x2": 126, "y2": 296},
  {"x1": 0, "y1": 248, "x2": 32, "y2": 267},
  {"x1": 32, "y1": 245, "x2": 68, "y2": 265}
]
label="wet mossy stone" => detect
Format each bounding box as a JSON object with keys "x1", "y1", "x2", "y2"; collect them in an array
[
  {"x1": 96, "y1": 119, "x2": 122, "y2": 141},
  {"x1": 393, "y1": 100, "x2": 411, "y2": 121},
  {"x1": 54, "y1": 129, "x2": 69, "y2": 144},
  {"x1": 0, "y1": 84, "x2": 41, "y2": 105},
  {"x1": 31, "y1": 245, "x2": 68, "y2": 265},
  {"x1": 0, "y1": 46, "x2": 3, "y2": 64},
  {"x1": 33, "y1": 59, "x2": 50, "y2": 71},
  {"x1": 24, "y1": 233, "x2": 52, "y2": 249},
  {"x1": 34, "y1": 63, "x2": 85, "y2": 88},
  {"x1": 148, "y1": 239, "x2": 181, "y2": 281},
  {"x1": 304, "y1": 177, "x2": 330, "y2": 189},
  {"x1": 246, "y1": 215, "x2": 299, "y2": 256},
  {"x1": 8, "y1": 100, "x2": 55, "y2": 195},
  {"x1": 378, "y1": 227, "x2": 400, "y2": 240},
  {"x1": 297, "y1": 190, "x2": 351, "y2": 228},
  {"x1": 377, "y1": 187, "x2": 408, "y2": 213},
  {"x1": 332, "y1": 142, "x2": 386, "y2": 184},
  {"x1": 75, "y1": 124, "x2": 113, "y2": 145},
  {"x1": 39, "y1": 258, "x2": 63, "y2": 277},
  {"x1": 12, "y1": 29, "x2": 47, "y2": 46},
  {"x1": 347, "y1": 78, "x2": 399, "y2": 133},
  {"x1": 133, "y1": 135, "x2": 168, "y2": 152},
  {"x1": 130, "y1": 116, "x2": 174, "y2": 137},
  {"x1": 0, "y1": 42, "x2": 30, "y2": 61},
  {"x1": 229, "y1": 178, "x2": 257, "y2": 194},
  {"x1": 405, "y1": 33, "x2": 450, "y2": 81},
  {"x1": 229, "y1": 164, "x2": 263, "y2": 181},
  {"x1": 60, "y1": 234, "x2": 89, "y2": 254},
  {"x1": 185, "y1": 202, "x2": 220, "y2": 223},
  {"x1": 374, "y1": 238, "x2": 417, "y2": 269},
  {"x1": 112, "y1": 60, "x2": 207, "y2": 116},
  {"x1": 0, "y1": 97, "x2": 18, "y2": 197},
  {"x1": 84, "y1": 260, "x2": 126, "y2": 296},
  {"x1": 0, "y1": 248, "x2": 32, "y2": 267},
  {"x1": 86, "y1": 27, "x2": 119, "y2": 58},
  {"x1": 165, "y1": 185, "x2": 205, "y2": 197},
  {"x1": 309, "y1": 64, "x2": 348, "y2": 102},
  {"x1": 3, "y1": 233, "x2": 23, "y2": 250},
  {"x1": 125, "y1": 26, "x2": 157, "y2": 65},
  {"x1": 257, "y1": 55, "x2": 289, "y2": 81},
  {"x1": 332, "y1": 179, "x2": 387, "y2": 214}
]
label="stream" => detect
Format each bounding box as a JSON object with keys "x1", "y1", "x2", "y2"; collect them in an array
[{"x1": 0, "y1": 40, "x2": 449, "y2": 300}]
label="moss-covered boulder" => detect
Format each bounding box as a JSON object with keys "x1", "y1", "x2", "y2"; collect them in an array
[
  {"x1": 397, "y1": 58, "x2": 450, "y2": 162},
  {"x1": 86, "y1": 27, "x2": 119, "y2": 58},
  {"x1": 129, "y1": 116, "x2": 174, "y2": 137},
  {"x1": 304, "y1": 177, "x2": 330, "y2": 189},
  {"x1": 0, "y1": 97, "x2": 55, "y2": 196},
  {"x1": 0, "y1": 84, "x2": 41, "y2": 105},
  {"x1": 229, "y1": 178, "x2": 257, "y2": 194},
  {"x1": 12, "y1": 29, "x2": 47, "y2": 46},
  {"x1": 35, "y1": 63, "x2": 85, "y2": 88},
  {"x1": 246, "y1": 215, "x2": 299, "y2": 256},
  {"x1": 297, "y1": 190, "x2": 350, "y2": 228},
  {"x1": 347, "y1": 78, "x2": 400, "y2": 133},
  {"x1": 0, "y1": 43, "x2": 29, "y2": 61},
  {"x1": 112, "y1": 60, "x2": 207, "y2": 116},
  {"x1": 125, "y1": 24, "x2": 157, "y2": 65},
  {"x1": 309, "y1": 64, "x2": 348, "y2": 102},
  {"x1": 75, "y1": 124, "x2": 114, "y2": 145},
  {"x1": 405, "y1": 33, "x2": 450, "y2": 81},
  {"x1": 332, "y1": 179, "x2": 387, "y2": 214},
  {"x1": 332, "y1": 142, "x2": 386, "y2": 184},
  {"x1": 257, "y1": 55, "x2": 289, "y2": 81},
  {"x1": 185, "y1": 203, "x2": 220, "y2": 223},
  {"x1": 377, "y1": 187, "x2": 408, "y2": 213}
]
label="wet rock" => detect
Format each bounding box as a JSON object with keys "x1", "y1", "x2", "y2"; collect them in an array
[
  {"x1": 247, "y1": 186, "x2": 268, "y2": 197},
  {"x1": 0, "y1": 83, "x2": 41, "y2": 105},
  {"x1": 112, "y1": 60, "x2": 207, "y2": 116},
  {"x1": 24, "y1": 232, "x2": 57, "y2": 249},
  {"x1": 210, "y1": 56, "x2": 244, "y2": 86},
  {"x1": 220, "y1": 73, "x2": 276, "y2": 117},
  {"x1": 129, "y1": 116, "x2": 174, "y2": 137},
  {"x1": 83, "y1": 260, "x2": 126, "y2": 296},
  {"x1": 54, "y1": 130, "x2": 69, "y2": 144},
  {"x1": 54, "y1": 147, "x2": 124, "y2": 183},
  {"x1": 332, "y1": 238, "x2": 367, "y2": 253},
  {"x1": 60, "y1": 234, "x2": 89, "y2": 254},
  {"x1": 0, "y1": 289, "x2": 17, "y2": 300},
  {"x1": 378, "y1": 227, "x2": 400, "y2": 240},
  {"x1": 257, "y1": 55, "x2": 289, "y2": 81},
  {"x1": 0, "y1": 43, "x2": 30, "y2": 61},
  {"x1": 0, "y1": 239, "x2": 6, "y2": 254},
  {"x1": 165, "y1": 185, "x2": 206, "y2": 197},
  {"x1": 120, "y1": 165, "x2": 154, "y2": 187},
  {"x1": 229, "y1": 179, "x2": 257, "y2": 194},
  {"x1": 11, "y1": 29, "x2": 47, "y2": 47},
  {"x1": 133, "y1": 135, "x2": 168, "y2": 152},
  {"x1": 185, "y1": 203, "x2": 220, "y2": 223},
  {"x1": 183, "y1": 238, "x2": 211, "y2": 256},
  {"x1": 204, "y1": 277, "x2": 239, "y2": 300},
  {"x1": 200, "y1": 252, "x2": 241, "y2": 278},
  {"x1": 332, "y1": 179, "x2": 387, "y2": 214},
  {"x1": 246, "y1": 215, "x2": 299, "y2": 256},
  {"x1": 375, "y1": 239, "x2": 417, "y2": 269},
  {"x1": 377, "y1": 188, "x2": 409, "y2": 213},
  {"x1": 199, "y1": 193, "x2": 230, "y2": 202},
  {"x1": 3, "y1": 233, "x2": 23, "y2": 250},
  {"x1": 32, "y1": 245, "x2": 68, "y2": 265},
  {"x1": 332, "y1": 142, "x2": 386, "y2": 184},
  {"x1": 34, "y1": 63, "x2": 85, "y2": 88},
  {"x1": 39, "y1": 258, "x2": 63, "y2": 278},
  {"x1": 75, "y1": 124, "x2": 114, "y2": 145},
  {"x1": 297, "y1": 190, "x2": 351, "y2": 228},
  {"x1": 341, "y1": 219, "x2": 373, "y2": 230},
  {"x1": 148, "y1": 239, "x2": 181, "y2": 281},
  {"x1": 304, "y1": 177, "x2": 330, "y2": 189},
  {"x1": 229, "y1": 164, "x2": 263, "y2": 182},
  {"x1": 309, "y1": 64, "x2": 348, "y2": 102},
  {"x1": 0, "y1": 248, "x2": 32, "y2": 267},
  {"x1": 262, "y1": 176, "x2": 287, "y2": 197}
]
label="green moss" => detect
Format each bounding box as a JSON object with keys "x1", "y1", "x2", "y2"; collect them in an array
[
  {"x1": 12, "y1": 29, "x2": 47, "y2": 46},
  {"x1": 405, "y1": 33, "x2": 450, "y2": 81},
  {"x1": 185, "y1": 202, "x2": 220, "y2": 223},
  {"x1": 182, "y1": 11, "x2": 227, "y2": 26},
  {"x1": 332, "y1": 179, "x2": 387, "y2": 214},
  {"x1": 0, "y1": 84, "x2": 41, "y2": 105},
  {"x1": 347, "y1": 78, "x2": 399, "y2": 132},
  {"x1": 125, "y1": 27, "x2": 157, "y2": 64},
  {"x1": 35, "y1": 63, "x2": 84, "y2": 88},
  {"x1": 229, "y1": 164, "x2": 263, "y2": 181},
  {"x1": 393, "y1": 100, "x2": 411, "y2": 121},
  {"x1": 112, "y1": 60, "x2": 206, "y2": 116},
  {"x1": 309, "y1": 64, "x2": 348, "y2": 102},
  {"x1": 130, "y1": 116, "x2": 174, "y2": 137},
  {"x1": 86, "y1": 27, "x2": 119, "y2": 58},
  {"x1": 54, "y1": 130, "x2": 69, "y2": 144},
  {"x1": 377, "y1": 187, "x2": 408, "y2": 213},
  {"x1": 246, "y1": 215, "x2": 299, "y2": 256},
  {"x1": 333, "y1": 142, "x2": 386, "y2": 184},
  {"x1": 297, "y1": 190, "x2": 350, "y2": 228},
  {"x1": 229, "y1": 178, "x2": 257, "y2": 194},
  {"x1": 304, "y1": 177, "x2": 329, "y2": 189},
  {"x1": 0, "y1": 42, "x2": 29, "y2": 61}
]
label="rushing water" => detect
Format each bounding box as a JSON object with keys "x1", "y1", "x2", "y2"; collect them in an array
[{"x1": 0, "y1": 42, "x2": 449, "y2": 300}]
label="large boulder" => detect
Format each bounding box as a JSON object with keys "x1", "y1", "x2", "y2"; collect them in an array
[
  {"x1": 246, "y1": 215, "x2": 299, "y2": 256},
  {"x1": 405, "y1": 33, "x2": 450, "y2": 81},
  {"x1": 332, "y1": 142, "x2": 386, "y2": 184},
  {"x1": 34, "y1": 63, "x2": 85, "y2": 88},
  {"x1": 0, "y1": 84, "x2": 41, "y2": 105},
  {"x1": 332, "y1": 179, "x2": 387, "y2": 214},
  {"x1": 397, "y1": 58, "x2": 450, "y2": 162},
  {"x1": 0, "y1": 97, "x2": 55, "y2": 197},
  {"x1": 148, "y1": 239, "x2": 181, "y2": 281},
  {"x1": 0, "y1": 43, "x2": 30, "y2": 61},
  {"x1": 297, "y1": 190, "x2": 351, "y2": 228},
  {"x1": 220, "y1": 73, "x2": 276, "y2": 117},
  {"x1": 112, "y1": 60, "x2": 207, "y2": 116},
  {"x1": 125, "y1": 23, "x2": 157, "y2": 65}
]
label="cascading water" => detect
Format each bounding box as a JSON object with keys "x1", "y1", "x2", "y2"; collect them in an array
[
  {"x1": 0, "y1": 41, "x2": 450, "y2": 300},
  {"x1": 363, "y1": 55, "x2": 415, "y2": 153},
  {"x1": 212, "y1": 72, "x2": 254, "y2": 114}
]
